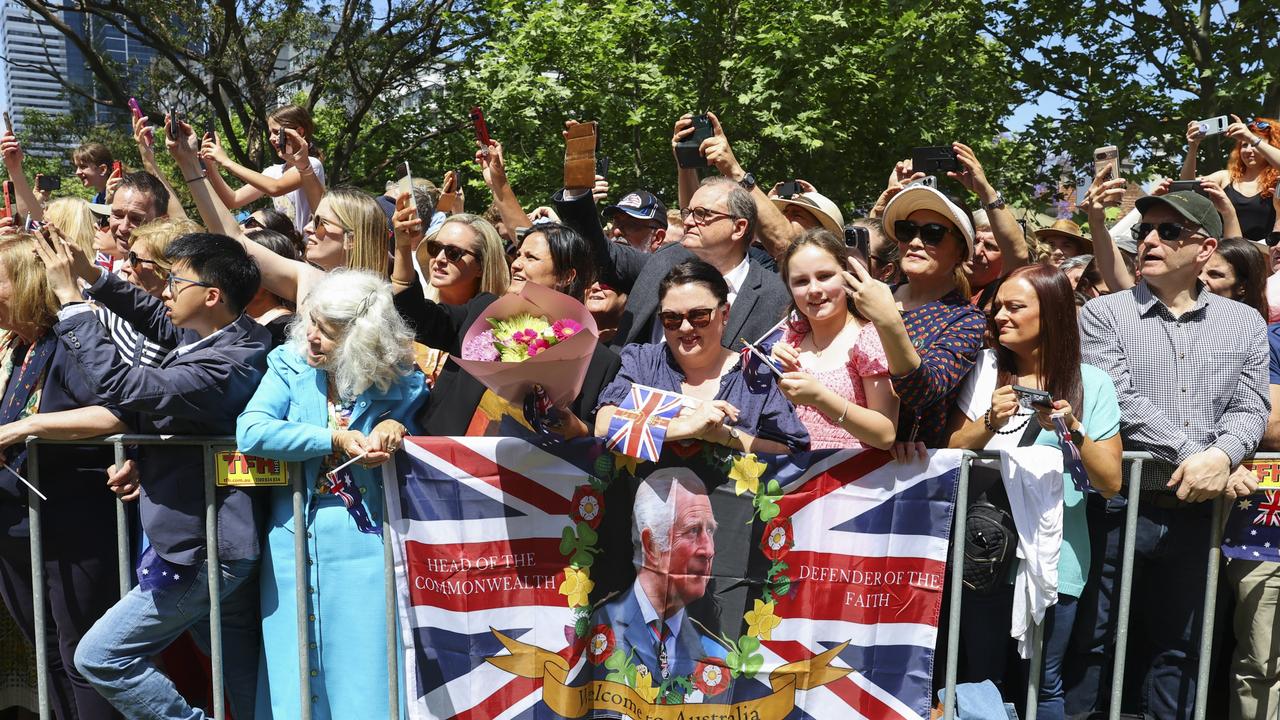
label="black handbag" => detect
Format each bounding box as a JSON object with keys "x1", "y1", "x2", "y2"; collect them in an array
[{"x1": 962, "y1": 416, "x2": 1038, "y2": 594}]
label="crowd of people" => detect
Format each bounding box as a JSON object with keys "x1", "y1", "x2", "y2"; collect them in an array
[{"x1": 0, "y1": 101, "x2": 1277, "y2": 720}]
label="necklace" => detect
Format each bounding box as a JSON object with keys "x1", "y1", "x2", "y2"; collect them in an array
[{"x1": 807, "y1": 316, "x2": 855, "y2": 358}]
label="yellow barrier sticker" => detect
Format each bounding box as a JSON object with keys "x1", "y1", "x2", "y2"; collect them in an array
[
  {"x1": 216, "y1": 451, "x2": 287, "y2": 487},
  {"x1": 1244, "y1": 459, "x2": 1280, "y2": 490}
]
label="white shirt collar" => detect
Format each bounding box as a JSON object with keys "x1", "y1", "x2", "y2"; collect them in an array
[
  {"x1": 632, "y1": 578, "x2": 685, "y2": 639},
  {"x1": 723, "y1": 255, "x2": 751, "y2": 301},
  {"x1": 174, "y1": 321, "x2": 232, "y2": 357}
]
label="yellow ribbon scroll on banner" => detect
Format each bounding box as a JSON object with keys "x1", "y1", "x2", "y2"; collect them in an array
[
  {"x1": 1244, "y1": 459, "x2": 1280, "y2": 490},
  {"x1": 484, "y1": 629, "x2": 852, "y2": 720},
  {"x1": 215, "y1": 451, "x2": 288, "y2": 487}
]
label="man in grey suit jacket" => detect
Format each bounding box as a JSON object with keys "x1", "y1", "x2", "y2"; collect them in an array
[
  {"x1": 556, "y1": 176, "x2": 791, "y2": 350},
  {"x1": 590, "y1": 468, "x2": 728, "y2": 683}
]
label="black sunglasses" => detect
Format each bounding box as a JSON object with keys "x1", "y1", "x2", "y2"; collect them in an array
[
  {"x1": 658, "y1": 307, "x2": 716, "y2": 331},
  {"x1": 127, "y1": 251, "x2": 159, "y2": 268},
  {"x1": 894, "y1": 220, "x2": 951, "y2": 246},
  {"x1": 1130, "y1": 222, "x2": 1205, "y2": 243},
  {"x1": 425, "y1": 239, "x2": 477, "y2": 263}
]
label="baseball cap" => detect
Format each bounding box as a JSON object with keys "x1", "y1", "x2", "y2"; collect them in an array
[
  {"x1": 1134, "y1": 191, "x2": 1223, "y2": 239},
  {"x1": 881, "y1": 185, "x2": 975, "y2": 258},
  {"x1": 772, "y1": 191, "x2": 845, "y2": 236},
  {"x1": 604, "y1": 190, "x2": 667, "y2": 226}
]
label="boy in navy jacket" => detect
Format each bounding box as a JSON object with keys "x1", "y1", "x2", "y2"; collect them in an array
[{"x1": 36, "y1": 230, "x2": 270, "y2": 719}]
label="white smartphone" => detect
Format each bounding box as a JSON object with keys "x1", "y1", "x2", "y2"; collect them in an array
[
  {"x1": 1195, "y1": 115, "x2": 1229, "y2": 137},
  {"x1": 1093, "y1": 145, "x2": 1119, "y2": 182},
  {"x1": 399, "y1": 161, "x2": 417, "y2": 211},
  {"x1": 907, "y1": 175, "x2": 937, "y2": 189}
]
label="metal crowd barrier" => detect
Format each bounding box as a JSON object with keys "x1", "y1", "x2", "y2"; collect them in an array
[{"x1": 18, "y1": 439, "x2": 1271, "y2": 720}]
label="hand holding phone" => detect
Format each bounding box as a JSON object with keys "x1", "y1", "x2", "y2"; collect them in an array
[
  {"x1": 111, "y1": 161, "x2": 122, "y2": 178},
  {"x1": 563, "y1": 121, "x2": 598, "y2": 189},
  {"x1": 2, "y1": 112, "x2": 11, "y2": 135},
  {"x1": 36, "y1": 174, "x2": 60, "y2": 192},
  {"x1": 1194, "y1": 115, "x2": 1229, "y2": 138},
  {"x1": 1012, "y1": 385, "x2": 1053, "y2": 410},
  {"x1": 1167, "y1": 179, "x2": 1210, "y2": 197},
  {"x1": 777, "y1": 179, "x2": 802, "y2": 198},
  {"x1": 675, "y1": 114, "x2": 714, "y2": 169},
  {"x1": 167, "y1": 107, "x2": 179, "y2": 141},
  {"x1": 400, "y1": 161, "x2": 417, "y2": 211}
]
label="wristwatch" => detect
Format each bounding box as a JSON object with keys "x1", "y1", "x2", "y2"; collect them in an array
[
  {"x1": 738, "y1": 172, "x2": 756, "y2": 192},
  {"x1": 1069, "y1": 427, "x2": 1085, "y2": 445},
  {"x1": 983, "y1": 191, "x2": 1006, "y2": 211},
  {"x1": 1251, "y1": 136, "x2": 1266, "y2": 147}
]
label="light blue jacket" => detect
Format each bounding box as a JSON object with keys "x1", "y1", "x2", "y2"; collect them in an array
[{"x1": 235, "y1": 345, "x2": 426, "y2": 720}]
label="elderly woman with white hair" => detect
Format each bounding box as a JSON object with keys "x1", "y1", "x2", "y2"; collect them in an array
[{"x1": 236, "y1": 269, "x2": 426, "y2": 720}]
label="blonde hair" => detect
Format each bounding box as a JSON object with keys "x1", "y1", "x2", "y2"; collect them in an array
[
  {"x1": 0, "y1": 235, "x2": 58, "y2": 332},
  {"x1": 288, "y1": 269, "x2": 416, "y2": 400},
  {"x1": 422, "y1": 213, "x2": 510, "y2": 302},
  {"x1": 131, "y1": 217, "x2": 203, "y2": 274},
  {"x1": 325, "y1": 187, "x2": 388, "y2": 276},
  {"x1": 44, "y1": 197, "x2": 96, "y2": 257}
]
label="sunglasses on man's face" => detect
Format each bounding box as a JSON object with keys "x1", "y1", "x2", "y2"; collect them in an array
[
  {"x1": 894, "y1": 220, "x2": 951, "y2": 246},
  {"x1": 1130, "y1": 222, "x2": 1206, "y2": 244},
  {"x1": 658, "y1": 307, "x2": 716, "y2": 331},
  {"x1": 426, "y1": 239, "x2": 477, "y2": 263},
  {"x1": 126, "y1": 251, "x2": 159, "y2": 269}
]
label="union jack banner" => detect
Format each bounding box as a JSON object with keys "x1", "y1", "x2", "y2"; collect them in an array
[
  {"x1": 384, "y1": 437, "x2": 961, "y2": 719},
  {"x1": 604, "y1": 384, "x2": 691, "y2": 462}
]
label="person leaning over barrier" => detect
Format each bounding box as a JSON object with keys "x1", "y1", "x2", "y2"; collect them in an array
[
  {"x1": 237, "y1": 269, "x2": 426, "y2": 720},
  {"x1": 0, "y1": 233, "x2": 130, "y2": 720},
  {"x1": 33, "y1": 230, "x2": 271, "y2": 719},
  {"x1": 1071, "y1": 191, "x2": 1269, "y2": 720}
]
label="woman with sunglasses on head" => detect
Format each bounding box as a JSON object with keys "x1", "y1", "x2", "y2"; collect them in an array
[
  {"x1": 769, "y1": 228, "x2": 898, "y2": 449},
  {"x1": 945, "y1": 264, "x2": 1122, "y2": 720},
  {"x1": 1183, "y1": 114, "x2": 1280, "y2": 243},
  {"x1": 843, "y1": 184, "x2": 987, "y2": 458},
  {"x1": 594, "y1": 259, "x2": 809, "y2": 453},
  {"x1": 391, "y1": 195, "x2": 621, "y2": 435}
]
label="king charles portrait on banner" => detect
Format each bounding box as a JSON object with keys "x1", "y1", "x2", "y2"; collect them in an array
[{"x1": 590, "y1": 468, "x2": 729, "y2": 682}]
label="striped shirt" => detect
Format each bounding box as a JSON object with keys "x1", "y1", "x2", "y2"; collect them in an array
[
  {"x1": 96, "y1": 306, "x2": 170, "y2": 368},
  {"x1": 1080, "y1": 281, "x2": 1269, "y2": 487}
]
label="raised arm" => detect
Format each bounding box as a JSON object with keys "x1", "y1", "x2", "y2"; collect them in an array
[
  {"x1": 199, "y1": 131, "x2": 266, "y2": 209},
  {"x1": 1181, "y1": 120, "x2": 1203, "y2": 181},
  {"x1": 697, "y1": 112, "x2": 793, "y2": 259},
  {"x1": 1225, "y1": 113, "x2": 1280, "y2": 171},
  {"x1": 139, "y1": 115, "x2": 188, "y2": 221},
  {"x1": 950, "y1": 142, "x2": 1029, "y2": 268},
  {"x1": 477, "y1": 140, "x2": 527, "y2": 247},
  {"x1": 0, "y1": 131, "x2": 43, "y2": 223},
  {"x1": 1081, "y1": 164, "x2": 1135, "y2": 291}
]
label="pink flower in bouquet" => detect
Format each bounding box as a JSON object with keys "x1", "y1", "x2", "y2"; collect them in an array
[
  {"x1": 527, "y1": 337, "x2": 551, "y2": 356},
  {"x1": 461, "y1": 330, "x2": 500, "y2": 362},
  {"x1": 551, "y1": 319, "x2": 582, "y2": 341}
]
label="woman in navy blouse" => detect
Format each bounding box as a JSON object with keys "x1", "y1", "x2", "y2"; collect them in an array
[{"x1": 594, "y1": 259, "x2": 808, "y2": 453}]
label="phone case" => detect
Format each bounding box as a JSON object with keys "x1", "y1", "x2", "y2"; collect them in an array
[
  {"x1": 563, "y1": 122, "x2": 598, "y2": 189},
  {"x1": 676, "y1": 117, "x2": 713, "y2": 169}
]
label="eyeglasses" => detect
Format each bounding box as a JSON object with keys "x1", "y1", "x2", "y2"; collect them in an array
[
  {"x1": 127, "y1": 251, "x2": 159, "y2": 269},
  {"x1": 165, "y1": 273, "x2": 214, "y2": 297},
  {"x1": 894, "y1": 220, "x2": 952, "y2": 246},
  {"x1": 679, "y1": 207, "x2": 733, "y2": 226},
  {"x1": 1130, "y1": 222, "x2": 1207, "y2": 244},
  {"x1": 658, "y1": 307, "x2": 716, "y2": 330},
  {"x1": 425, "y1": 239, "x2": 477, "y2": 263}
]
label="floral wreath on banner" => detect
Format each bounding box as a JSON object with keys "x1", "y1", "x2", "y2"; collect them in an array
[{"x1": 555, "y1": 444, "x2": 797, "y2": 706}]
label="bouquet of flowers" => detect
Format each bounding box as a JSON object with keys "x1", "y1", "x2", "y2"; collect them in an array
[
  {"x1": 462, "y1": 314, "x2": 584, "y2": 363},
  {"x1": 452, "y1": 282, "x2": 599, "y2": 411}
]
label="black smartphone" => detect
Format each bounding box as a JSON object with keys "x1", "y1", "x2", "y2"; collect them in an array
[
  {"x1": 36, "y1": 174, "x2": 60, "y2": 191},
  {"x1": 596, "y1": 155, "x2": 610, "y2": 180},
  {"x1": 277, "y1": 126, "x2": 287, "y2": 153},
  {"x1": 2, "y1": 112, "x2": 11, "y2": 134},
  {"x1": 205, "y1": 116, "x2": 216, "y2": 139},
  {"x1": 675, "y1": 114, "x2": 714, "y2": 169},
  {"x1": 1168, "y1": 180, "x2": 1209, "y2": 197},
  {"x1": 1, "y1": 181, "x2": 13, "y2": 219},
  {"x1": 778, "y1": 179, "x2": 802, "y2": 198},
  {"x1": 167, "y1": 107, "x2": 178, "y2": 140},
  {"x1": 911, "y1": 146, "x2": 960, "y2": 174},
  {"x1": 1012, "y1": 385, "x2": 1054, "y2": 410}
]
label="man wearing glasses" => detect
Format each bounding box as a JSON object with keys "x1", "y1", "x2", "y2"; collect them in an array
[{"x1": 1074, "y1": 191, "x2": 1269, "y2": 719}]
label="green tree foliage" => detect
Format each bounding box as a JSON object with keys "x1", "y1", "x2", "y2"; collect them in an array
[
  {"x1": 989, "y1": 0, "x2": 1280, "y2": 187},
  {"x1": 415, "y1": 0, "x2": 1024, "y2": 216}
]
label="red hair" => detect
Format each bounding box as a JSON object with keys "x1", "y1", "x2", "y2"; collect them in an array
[{"x1": 1228, "y1": 117, "x2": 1280, "y2": 198}]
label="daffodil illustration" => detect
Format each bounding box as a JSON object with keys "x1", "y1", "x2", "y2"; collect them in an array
[
  {"x1": 729, "y1": 453, "x2": 767, "y2": 496},
  {"x1": 744, "y1": 599, "x2": 781, "y2": 640},
  {"x1": 633, "y1": 663, "x2": 659, "y2": 703},
  {"x1": 612, "y1": 451, "x2": 641, "y2": 477},
  {"x1": 558, "y1": 566, "x2": 594, "y2": 608}
]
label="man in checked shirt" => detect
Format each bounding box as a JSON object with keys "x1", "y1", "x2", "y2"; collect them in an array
[{"x1": 1073, "y1": 191, "x2": 1269, "y2": 719}]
